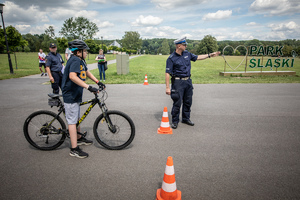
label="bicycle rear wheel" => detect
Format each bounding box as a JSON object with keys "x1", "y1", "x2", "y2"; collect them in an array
[
  {"x1": 93, "y1": 110, "x2": 135, "y2": 150},
  {"x1": 23, "y1": 110, "x2": 66, "y2": 151}
]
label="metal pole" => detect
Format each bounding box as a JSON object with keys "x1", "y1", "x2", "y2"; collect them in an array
[{"x1": 1, "y1": 11, "x2": 13, "y2": 74}]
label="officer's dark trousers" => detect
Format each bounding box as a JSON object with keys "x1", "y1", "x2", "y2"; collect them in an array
[
  {"x1": 170, "y1": 79, "x2": 193, "y2": 124},
  {"x1": 51, "y1": 71, "x2": 62, "y2": 94}
]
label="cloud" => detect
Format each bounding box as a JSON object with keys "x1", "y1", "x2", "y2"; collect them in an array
[
  {"x1": 246, "y1": 22, "x2": 257, "y2": 26},
  {"x1": 92, "y1": 0, "x2": 137, "y2": 4},
  {"x1": 202, "y1": 10, "x2": 232, "y2": 21},
  {"x1": 98, "y1": 21, "x2": 115, "y2": 28},
  {"x1": 15, "y1": 25, "x2": 31, "y2": 33},
  {"x1": 29, "y1": 24, "x2": 56, "y2": 35},
  {"x1": 250, "y1": 0, "x2": 300, "y2": 16},
  {"x1": 138, "y1": 26, "x2": 182, "y2": 38},
  {"x1": 268, "y1": 21, "x2": 300, "y2": 39},
  {"x1": 269, "y1": 21, "x2": 299, "y2": 31},
  {"x1": 132, "y1": 15, "x2": 163, "y2": 26},
  {"x1": 92, "y1": 0, "x2": 106, "y2": 3},
  {"x1": 151, "y1": 0, "x2": 205, "y2": 9},
  {"x1": 4, "y1": 1, "x2": 49, "y2": 24},
  {"x1": 5, "y1": 0, "x2": 69, "y2": 10}
]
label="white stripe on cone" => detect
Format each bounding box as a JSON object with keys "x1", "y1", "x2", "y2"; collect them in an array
[
  {"x1": 162, "y1": 112, "x2": 168, "y2": 117},
  {"x1": 162, "y1": 181, "x2": 177, "y2": 193},
  {"x1": 160, "y1": 122, "x2": 170, "y2": 128},
  {"x1": 164, "y1": 165, "x2": 175, "y2": 175}
]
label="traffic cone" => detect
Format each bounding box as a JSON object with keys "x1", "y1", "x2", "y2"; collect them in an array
[
  {"x1": 143, "y1": 74, "x2": 149, "y2": 85},
  {"x1": 157, "y1": 107, "x2": 173, "y2": 134},
  {"x1": 156, "y1": 156, "x2": 181, "y2": 200}
]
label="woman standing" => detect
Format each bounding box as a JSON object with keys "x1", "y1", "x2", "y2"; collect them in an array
[{"x1": 95, "y1": 49, "x2": 106, "y2": 81}]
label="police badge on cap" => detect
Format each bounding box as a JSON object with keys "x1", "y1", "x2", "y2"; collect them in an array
[
  {"x1": 174, "y1": 37, "x2": 188, "y2": 45},
  {"x1": 49, "y1": 43, "x2": 57, "y2": 48}
]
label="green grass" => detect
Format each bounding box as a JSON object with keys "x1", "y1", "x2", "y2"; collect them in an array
[
  {"x1": 88, "y1": 55, "x2": 300, "y2": 84},
  {"x1": 1, "y1": 52, "x2": 300, "y2": 84},
  {"x1": 0, "y1": 52, "x2": 115, "y2": 80}
]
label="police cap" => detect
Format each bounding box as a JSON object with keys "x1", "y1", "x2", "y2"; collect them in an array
[
  {"x1": 174, "y1": 37, "x2": 188, "y2": 45},
  {"x1": 49, "y1": 43, "x2": 57, "y2": 48}
]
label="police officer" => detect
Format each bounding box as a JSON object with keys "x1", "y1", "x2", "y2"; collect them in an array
[
  {"x1": 46, "y1": 43, "x2": 64, "y2": 94},
  {"x1": 165, "y1": 37, "x2": 220, "y2": 129}
]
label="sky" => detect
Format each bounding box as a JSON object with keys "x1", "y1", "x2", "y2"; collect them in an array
[{"x1": 2, "y1": 0, "x2": 300, "y2": 41}]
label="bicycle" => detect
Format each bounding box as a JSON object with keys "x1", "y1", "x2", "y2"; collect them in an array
[{"x1": 23, "y1": 87, "x2": 135, "y2": 151}]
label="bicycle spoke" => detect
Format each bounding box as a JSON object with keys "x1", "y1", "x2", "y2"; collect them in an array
[
  {"x1": 24, "y1": 111, "x2": 66, "y2": 150},
  {"x1": 94, "y1": 110, "x2": 135, "y2": 150}
]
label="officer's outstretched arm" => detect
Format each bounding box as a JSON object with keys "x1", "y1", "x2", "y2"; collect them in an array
[{"x1": 197, "y1": 51, "x2": 220, "y2": 60}]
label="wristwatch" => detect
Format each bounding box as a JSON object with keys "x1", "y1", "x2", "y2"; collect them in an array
[{"x1": 208, "y1": 53, "x2": 211, "y2": 58}]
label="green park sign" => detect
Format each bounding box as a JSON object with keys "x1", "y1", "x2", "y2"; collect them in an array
[
  {"x1": 249, "y1": 46, "x2": 295, "y2": 69},
  {"x1": 220, "y1": 45, "x2": 297, "y2": 76}
]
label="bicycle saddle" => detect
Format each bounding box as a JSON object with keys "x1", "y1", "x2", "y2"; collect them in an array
[{"x1": 48, "y1": 93, "x2": 62, "y2": 98}]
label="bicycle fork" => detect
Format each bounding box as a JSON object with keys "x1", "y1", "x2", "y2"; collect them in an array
[{"x1": 100, "y1": 103, "x2": 117, "y2": 133}]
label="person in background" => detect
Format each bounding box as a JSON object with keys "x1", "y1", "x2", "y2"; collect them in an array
[
  {"x1": 95, "y1": 49, "x2": 106, "y2": 81},
  {"x1": 45, "y1": 43, "x2": 64, "y2": 94},
  {"x1": 65, "y1": 47, "x2": 73, "y2": 61},
  {"x1": 38, "y1": 49, "x2": 47, "y2": 76}
]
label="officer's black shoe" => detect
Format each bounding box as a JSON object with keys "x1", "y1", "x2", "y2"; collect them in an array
[
  {"x1": 182, "y1": 120, "x2": 194, "y2": 126},
  {"x1": 171, "y1": 123, "x2": 178, "y2": 129}
]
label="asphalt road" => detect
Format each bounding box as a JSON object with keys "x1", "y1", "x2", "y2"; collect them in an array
[{"x1": 0, "y1": 74, "x2": 299, "y2": 199}]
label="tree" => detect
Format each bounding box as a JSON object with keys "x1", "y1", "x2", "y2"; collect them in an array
[
  {"x1": 59, "y1": 17, "x2": 99, "y2": 40},
  {"x1": 56, "y1": 37, "x2": 68, "y2": 55},
  {"x1": 161, "y1": 39, "x2": 170, "y2": 55},
  {"x1": 0, "y1": 25, "x2": 27, "y2": 52},
  {"x1": 85, "y1": 39, "x2": 99, "y2": 54},
  {"x1": 197, "y1": 35, "x2": 218, "y2": 54},
  {"x1": 23, "y1": 33, "x2": 41, "y2": 52},
  {"x1": 282, "y1": 45, "x2": 293, "y2": 57},
  {"x1": 0, "y1": 26, "x2": 28, "y2": 68},
  {"x1": 45, "y1": 26, "x2": 55, "y2": 39},
  {"x1": 121, "y1": 31, "x2": 142, "y2": 51},
  {"x1": 244, "y1": 39, "x2": 263, "y2": 48}
]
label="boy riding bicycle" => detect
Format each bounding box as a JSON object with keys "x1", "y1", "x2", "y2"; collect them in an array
[{"x1": 61, "y1": 40, "x2": 105, "y2": 158}]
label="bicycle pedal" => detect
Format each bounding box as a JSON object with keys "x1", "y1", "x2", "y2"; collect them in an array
[{"x1": 77, "y1": 131, "x2": 87, "y2": 137}]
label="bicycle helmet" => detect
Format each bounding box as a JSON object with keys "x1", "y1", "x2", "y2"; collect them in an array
[{"x1": 68, "y1": 39, "x2": 90, "y2": 52}]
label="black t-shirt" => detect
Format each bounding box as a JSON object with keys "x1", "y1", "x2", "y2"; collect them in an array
[{"x1": 62, "y1": 55, "x2": 87, "y2": 103}]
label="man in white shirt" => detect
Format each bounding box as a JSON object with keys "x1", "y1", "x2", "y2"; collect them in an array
[{"x1": 38, "y1": 49, "x2": 47, "y2": 76}]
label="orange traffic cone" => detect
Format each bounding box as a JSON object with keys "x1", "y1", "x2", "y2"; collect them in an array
[
  {"x1": 143, "y1": 74, "x2": 149, "y2": 85},
  {"x1": 156, "y1": 156, "x2": 182, "y2": 200},
  {"x1": 157, "y1": 107, "x2": 172, "y2": 134}
]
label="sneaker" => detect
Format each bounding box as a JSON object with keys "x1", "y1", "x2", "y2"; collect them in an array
[
  {"x1": 70, "y1": 146, "x2": 88, "y2": 158},
  {"x1": 41, "y1": 72, "x2": 44, "y2": 76},
  {"x1": 77, "y1": 136, "x2": 93, "y2": 145}
]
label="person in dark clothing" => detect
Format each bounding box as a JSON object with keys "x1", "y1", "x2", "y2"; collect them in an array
[
  {"x1": 61, "y1": 39, "x2": 105, "y2": 158},
  {"x1": 46, "y1": 43, "x2": 64, "y2": 94},
  {"x1": 165, "y1": 37, "x2": 220, "y2": 129}
]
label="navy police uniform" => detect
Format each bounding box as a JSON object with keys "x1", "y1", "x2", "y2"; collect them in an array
[
  {"x1": 166, "y1": 38, "x2": 198, "y2": 124},
  {"x1": 46, "y1": 43, "x2": 64, "y2": 94}
]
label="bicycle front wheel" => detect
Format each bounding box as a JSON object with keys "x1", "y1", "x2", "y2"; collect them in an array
[
  {"x1": 23, "y1": 110, "x2": 67, "y2": 151},
  {"x1": 93, "y1": 110, "x2": 135, "y2": 150}
]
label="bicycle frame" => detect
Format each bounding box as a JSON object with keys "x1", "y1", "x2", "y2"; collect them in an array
[
  {"x1": 47, "y1": 92, "x2": 116, "y2": 134},
  {"x1": 77, "y1": 97, "x2": 101, "y2": 126}
]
